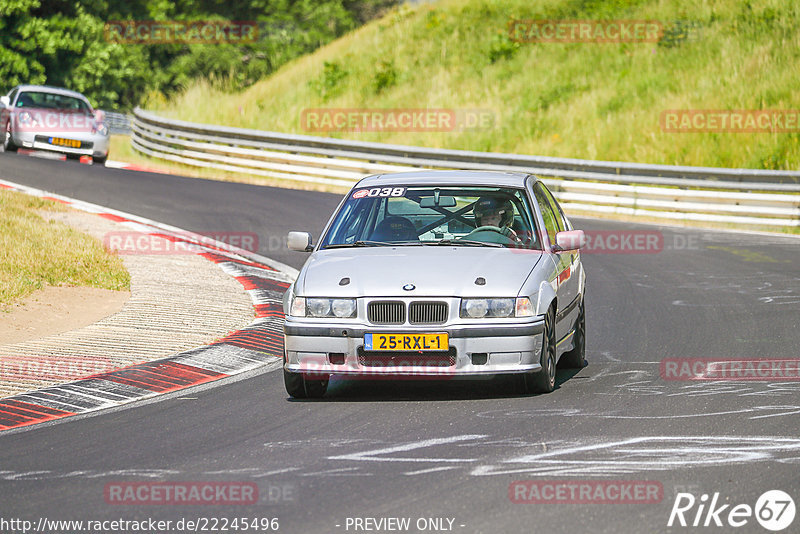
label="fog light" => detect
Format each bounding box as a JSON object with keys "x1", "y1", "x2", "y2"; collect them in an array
[{"x1": 471, "y1": 353, "x2": 488, "y2": 365}]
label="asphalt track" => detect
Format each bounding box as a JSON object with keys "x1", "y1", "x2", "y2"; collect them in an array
[{"x1": 1, "y1": 153, "x2": 799, "y2": 534}]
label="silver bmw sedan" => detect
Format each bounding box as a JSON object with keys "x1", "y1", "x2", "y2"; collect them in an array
[{"x1": 283, "y1": 170, "x2": 587, "y2": 397}]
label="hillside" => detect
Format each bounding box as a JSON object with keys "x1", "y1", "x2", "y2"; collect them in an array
[{"x1": 151, "y1": 0, "x2": 800, "y2": 170}]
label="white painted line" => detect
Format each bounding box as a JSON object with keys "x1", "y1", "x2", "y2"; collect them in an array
[
  {"x1": 251, "y1": 468, "x2": 301, "y2": 478},
  {"x1": 104, "y1": 160, "x2": 128, "y2": 169},
  {"x1": 403, "y1": 466, "x2": 458, "y2": 476},
  {"x1": 470, "y1": 436, "x2": 800, "y2": 477},
  {"x1": 328, "y1": 434, "x2": 488, "y2": 463},
  {"x1": 300, "y1": 467, "x2": 368, "y2": 477}
]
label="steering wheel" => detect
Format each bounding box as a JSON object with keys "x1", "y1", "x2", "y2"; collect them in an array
[
  {"x1": 464, "y1": 225, "x2": 518, "y2": 245},
  {"x1": 473, "y1": 225, "x2": 509, "y2": 235}
]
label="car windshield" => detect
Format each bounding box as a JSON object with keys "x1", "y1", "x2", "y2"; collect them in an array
[
  {"x1": 320, "y1": 185, "x2": 542, "y2": 250},
  {"x1": 16, "y1": 91, "x2": 92, "y2": 114}
]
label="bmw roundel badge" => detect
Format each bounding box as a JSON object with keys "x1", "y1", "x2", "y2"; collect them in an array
[{"x1": 402, "y1": 283, "x2": 415, "y2": 291}]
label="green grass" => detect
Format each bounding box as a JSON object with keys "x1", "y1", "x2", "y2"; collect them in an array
[
  {"x1": 147, "y1": 0, "x2": 800, "y2": 170},
  {"x1": 0, "y1": 190, "x2": 130, "y2": 308}
]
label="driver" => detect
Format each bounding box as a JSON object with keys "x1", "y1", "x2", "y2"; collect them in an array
[{"x1": 473, "y1": 195, "x2": 517, "y2": 238}]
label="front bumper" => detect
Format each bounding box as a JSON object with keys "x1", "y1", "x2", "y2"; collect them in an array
[
  {"x1": 14, "y1": 130, "x2": 109, "y2": 158},
  {"x1": 284, "y1": 319, "x2": 544, "y2": 377}
]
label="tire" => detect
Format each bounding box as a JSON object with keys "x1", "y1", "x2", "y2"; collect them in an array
[
  {"x1": 303, "y1": 376, "x2": 329, "y2": 398},
  {"x1": 3, "y1": 121, "x2": 17, "y2": 152},
  {"x1": 284, "y1": 368, "x2": 308, "y2": 399},
  {"x1": 558, "y1": 297, "x2": 586, "y2": 369},
  {"x1": 521, "y1": 308, "x2": 556, "y2": 394},
  {"x1": 283, "y1": 355, "x2": 329, "y2": 399}
]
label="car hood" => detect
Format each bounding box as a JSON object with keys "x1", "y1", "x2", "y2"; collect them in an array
[{"x1": 297, "y1": 246, "x2": 543, "y2": 297}]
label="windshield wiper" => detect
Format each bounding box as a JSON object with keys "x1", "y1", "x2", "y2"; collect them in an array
[
  {"x1": 323, "y1": 240, "x2": 391, "y2": 249},
  {"x1": 426, "y1": 239, "x2": 504, "y2": 248}
]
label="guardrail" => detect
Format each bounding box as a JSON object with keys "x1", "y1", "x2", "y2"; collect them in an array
[
  {"x1": 131, "y1": 108, "x2": 800, "y2": 227},
  {"x1": 102, "y1": 111, "x2": 132, "y2": 135}
]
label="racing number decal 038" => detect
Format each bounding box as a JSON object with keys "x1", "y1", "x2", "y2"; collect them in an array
[{"x1": 352, "y1": 187, "x2": 406, "y2": 199}]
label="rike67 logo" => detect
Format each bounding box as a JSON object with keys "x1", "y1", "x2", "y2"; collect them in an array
[{"x1": 668, "y1": 490, "x2": 795, "y2": 531}]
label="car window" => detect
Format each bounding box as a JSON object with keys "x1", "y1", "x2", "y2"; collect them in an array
[
  {"x1": 326, "y1": 198, "x2": 372, "y2": 245},
  {"x1": 540, "y1": 183, "x2": 569, "y2": 232},
  {"x1": 534, "y1": 183, "x2": 559, "y2": 247},
  {"x1": 16, "y1": 92, "x2": 92, "y2": 113},
  {"x1": 320, "y1": 185, "x2": 542, "y2": 250}
]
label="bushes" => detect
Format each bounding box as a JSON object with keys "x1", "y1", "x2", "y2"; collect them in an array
[{"x1": 0, "y1": 0, "x2": 401, "y2": 110}]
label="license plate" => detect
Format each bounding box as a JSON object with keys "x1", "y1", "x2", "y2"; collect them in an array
[
  {"x1": 49, "y1": 137, "x2": 81, "y2": 148},
  {"x1": 364, "y1": 333, "x2": 448, "y2": 351}
]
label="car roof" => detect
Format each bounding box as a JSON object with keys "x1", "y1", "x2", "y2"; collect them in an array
[
  {"x1": 355, "y1": 170, "x2": 537, "y2": 188},
  {"x1": 11, "y1": 85, "x2": 89, "y2": 101}
]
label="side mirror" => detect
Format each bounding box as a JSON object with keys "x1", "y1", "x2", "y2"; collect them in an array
[
  {"x1": 94, "y1": 109, "x2": 106, "y2": 122},
  {"x1": 554, "y1": 230, "x2": 586, "y2": 252},
  {"x1": 0, "y1": 96, "x2": 9, "y2": 108},
  {"x1": 287, "y1": 231, "x2": 313, "y2": 252}
]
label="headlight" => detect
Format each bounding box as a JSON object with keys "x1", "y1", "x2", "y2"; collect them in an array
[
  {"x1": 307, "y1": 298, "x2": 331, "y2": 317},
  {"x1": 95, "y1": 123, "x2": 109, "y2": 136},
  {"x1": 460, "y1": 297, "x2": 533, "y2": 318},
  {"x1": 18, "y1": 111, "x2": 33, "y2": 125},
  {"x1": 331, "y1": 298, "x2": 356, "y2": 318},
  {"x1": 490, "y1": 298, "x2": 514, "y2": 317},
  {"x1": 464, "y1": 299, "x2": 489, "y2": 318},
  {"x1": 292, "y1": 297, "x2": 357, "y2": 318}
]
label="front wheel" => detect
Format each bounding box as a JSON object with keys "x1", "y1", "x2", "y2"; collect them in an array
[
  {"x1": 283, "y1": 364, "x2": 329, "y2": 399},
  {"x1": 558, "y1": 297, "x2": 585, "y2": 369},
  {"x1": 521, "y1": 309, "x2": 556, "y2": 394},
  {"x1": 3, "y1": 121, "x2": 17, "y2": 152}
]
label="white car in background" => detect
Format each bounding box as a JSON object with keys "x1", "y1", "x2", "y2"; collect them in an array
[{"x1": 1, "y1": 85, "x2": 110, "y2": 163}]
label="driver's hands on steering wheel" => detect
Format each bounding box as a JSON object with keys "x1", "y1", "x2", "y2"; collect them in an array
[{"x1": 466, "y1": 225, "x2": 521, "y2": 245}]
